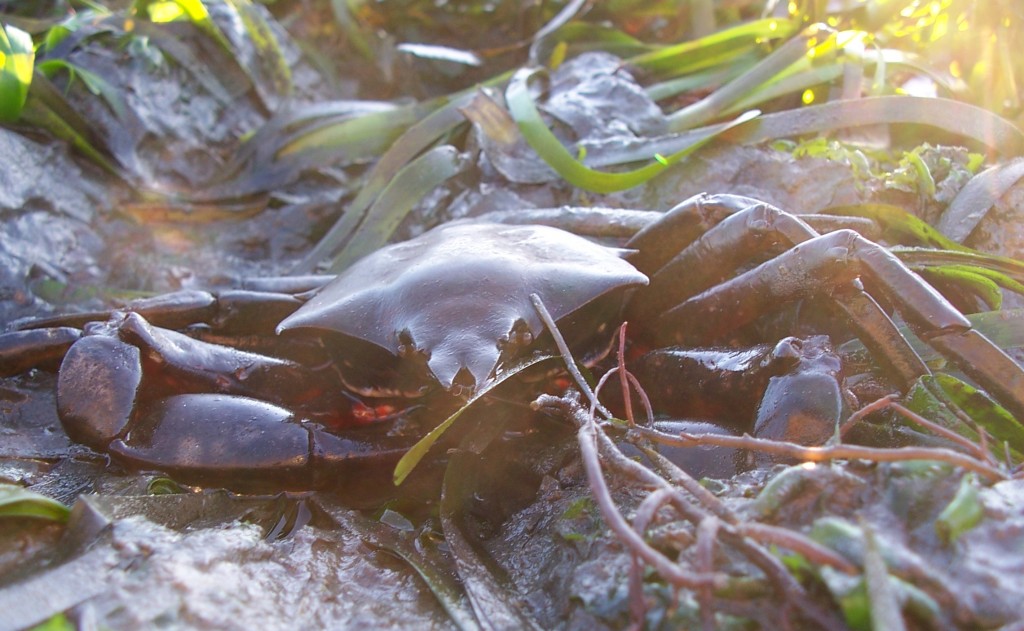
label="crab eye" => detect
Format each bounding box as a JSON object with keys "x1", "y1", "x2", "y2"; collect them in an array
[
  {"x1": 396, "y1": 329, "x2": 416, "y2": 357},
  {"x1": 500, "y1": 319, "x2": 533, "y2": 351}
]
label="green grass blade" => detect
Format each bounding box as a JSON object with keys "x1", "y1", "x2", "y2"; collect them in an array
[
  {"x1": 725, "y1": 95, "x2": 1024, "y2": 158},
  {"x1": 918, "y1": 266, "x2": 1004, "y2": 310},
  {"x1": 822, "y1": 203, "x2": 969, "y2": 251},
  {"x1": 139, "y1": 0, "x2": 234, "y2": 53},
  {"x1": 935, "y1": 473, "x2": 983, "y2": 544},
  {"x1": 224, "y1": 0, "x2": 293, "y2": 103},
  {"x1": 506, "y1": 67, "x2": 758, "y2": 194},
  {"x1": 36, "y1": 58, "x2": 129, "y2": 119},
  {"x1": 393, "y1": 354, "x2": 554, "y2": 486},
  {"x1": 0, "y1": 23, "x2": 35, "y2": 122},
  {"x1": 327, "y1": 144, "x2": 465, "y2": 272},
  {"x1": 667, "y1": 24, "x2": 834, "y2": 130},
  {"x1": 938, "y1": 157, "x2": 1024, "y2": 243},
  {"x1": 330, "y1": 0, "x2": 373, "y2": 58},
  {"x1": 277, "y1": 105, "x2": 418, "y2": 158},
  {"x1": 19, "y1": 75, "x2": 125, "y2": 178},
  {"x1": 530, "y1": 22, "x2": 651, "y2": 68},
  {"x1": 893, "y1": 247, "x2": 1024, "y2": 286},
  {"x1": 628, "y1": 17, "x2": 797, "y2": 78},
  {"x1": 295, "y1": 82, "x2": 507, "y2": 273},
  {"x1": 0, "y1": 484, "x2": 70, "y2": 522}
]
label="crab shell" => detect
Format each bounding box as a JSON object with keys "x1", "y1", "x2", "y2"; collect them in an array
[{"x1": 277, "y1": 222, "x2": 649, "y2": 390}]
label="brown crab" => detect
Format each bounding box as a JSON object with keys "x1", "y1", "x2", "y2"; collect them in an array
[
  {"x1": 1, "y1": 221, "x2": 647, "y2": 489},
  {"x1": 3, "y1": 194, "x2": 1022, "y2": 489}
]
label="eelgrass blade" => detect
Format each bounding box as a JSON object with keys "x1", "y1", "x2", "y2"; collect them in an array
[
  {"x1": 892, "y1": 248, "x2": 1024, "y2": 286},
  {"x1": 136, "y1": 0, "x2": 233, "y2": 54},
  {"x1": 918, "y1": 265, "x2": 1005, "y2": 311},
  {"x1": 195, "y1": 101, "x2": 412, "y2": 201},
  {"x1": 347, "y1": 511, "x2": 479, "y2": 630},
  {"x1": 327, "y1": 144, "x2": 465, "y2": 273},
  {"x1": 863, "y1": 526, "x2": 906, "y2": 631},
  {"x1": 18, "y1": 73, "x2": 127, "y2": 178},
  {"x1": 224, "y1": 0, "x2": 293, "y2": 107},
  {"x1": 628, "y1": 17, "x2": 797, "y2": 78},
  {"x1": 934, "y1": 473, "x2": 983, "y2": 544},
  {"x1": 295, "y1": 81, "x2": 508, "y2": 273},
  {"x1": 36, "y1": 58, "x2": 129, "y2": 120},
  {"x1": 939, "y1": 157, "x2": 1024, "y2": 242},
  {"x1": 0, "y1": 23, "x2": 34, "y2": 122},
  {"x1": 666, "y1": 23, "x2": 836, "y2": 131},
  {"x1": 393, "y1": 354, "x2": 554, "y2": 486},
  {"x1": 530, "y1": 22, "x2": 651, "y2": 69},
  {"x1": 329, "y1": 0, "x2": 373, "y2": 59},
  {"x1": 506, "y1": 66, "x2": 759, "y2": 194},
  {"x1": 0, "y1": 484, "x2": 69, "y2": 522},
  {"x1": 723, "y1": 95, "x2": 1024, "y2": 157},
  {"x1": 821, "y1": 203, "x2": 969, "y2": 251}
]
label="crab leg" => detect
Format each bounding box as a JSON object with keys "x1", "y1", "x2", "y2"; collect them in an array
[
  {"x1": 629, "y1": 200, "x2": 931, "y2": 389},
  {"x1": 16, "y1": 288, "x2": 307, "y2": 335},
  {"x1": 655, "y1": 228, "x2": 1024, "y2": 420},
  {"x1": 0, "y1": 327, "x2": 80, "y2": 376}
]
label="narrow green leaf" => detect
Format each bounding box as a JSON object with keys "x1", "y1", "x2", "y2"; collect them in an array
[
  {"x1": 939, "y1": 157, "x2": 1024, "y2": 242},
  {"x1": 328, "y1": 144, "x2": 465, "y2": 272},
  {"x1": 295, "y1": 82, "x2": 506, "y2": 272},
  {"x1": 36, "y1": 58, "x2": 129, "y2": 119},
  {"x1": 224, "y1": 0, "x2": 293, "y2": 103},
  {"x1": 896, "y1": 248, "x2": 1024, "y2": 289},
  {"x1": 0, "y1": 484, "x2": 70, "y2": 522},
  {"x1": 935, "y1": 474, "x2": 984, "y2": 544},
  {"x1": 393, "y1": 354, "x2": 554, "y2": 485},
  {"x1": 932, "y1": 373, "x2": 1024, "y2": 453},
  {"x1": 27, "y1": 613, "x2": 75, "y2": 631},
  {"x1": 667, "y1": 24, "x2": 838, "y2": 130},
  {"x1": 821, "y1": 203, "x2": 969, "y2": 251},
  {"x1": 277, "y1": 104, "x2": 418, "y2": 159},
  {"x1": 726, "y1": 96, "x2": 1024, "y2": 158},
  {"x1": 530, "y1": 22, "x2": 650, "y2": 69},
  {"x1": 506, "y1": 66, "x2": 758, "y2": 194},
  {"x1": 918, "y1": 266, "x2": 1003, "y2": 311},
  {"x1": 18, "y1": 87, "x2": 124, "y2": 178},
  {"x1": 142, "y1": 0, "x2": 234, "y2": 53},
  {"x1": 628, "y1": 18, "x2": 797, "y2": 77},
  {"x1": 864, "y1": 527, "x2": 906, "y2": 631},
  {"x1": 0, "y1": 23, "x2": 35, "y2": 121}
]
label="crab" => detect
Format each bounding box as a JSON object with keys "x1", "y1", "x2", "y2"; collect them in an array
[{"x1": 3, "y1": 194, "x2": 1023, "y2": 489}]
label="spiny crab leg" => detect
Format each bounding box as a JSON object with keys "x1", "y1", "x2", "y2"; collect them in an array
[{"x1": 648, "y1": 224, "x2": 1024, "y2": 421}]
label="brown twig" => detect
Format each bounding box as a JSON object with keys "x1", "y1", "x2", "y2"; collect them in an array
[
  {"x1": 696, "y1": 516, "x2": 721, "y2": 631},
  {"x1": 538, "y1": 393, "x2": 847, "y2": 629},
  {"x1": 738, "y1": 523, "x2": 858, "y2": 575},
  {"x1": 672, "y1": 431, "x2": 1007, "y2": 484},
  {"x1": 530, "y1": 293, "x2": 613, "y2": 419},
  {"x1": 838, "y1": 394, "x2": 899, "y2": 438},
  {"x1": 576, "y1": 407, "x2": 727, "y2": 590},
  {"x1": 637, "y1": 443, "x2": 738, "y2": 524},
  {"x1": 888, "y1": 401, "x2": 992, "y2": 463},
  {"x1": 530, "y1": 305, "x2": 848, "y2": 628},
  {"x1": 617, "y1": 322, "x2": 634, "y2": 426}
]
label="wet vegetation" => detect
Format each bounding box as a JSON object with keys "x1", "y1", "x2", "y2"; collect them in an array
[{"x1": 2, "y1": 0, "x2": 1024, "y2": 629}]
